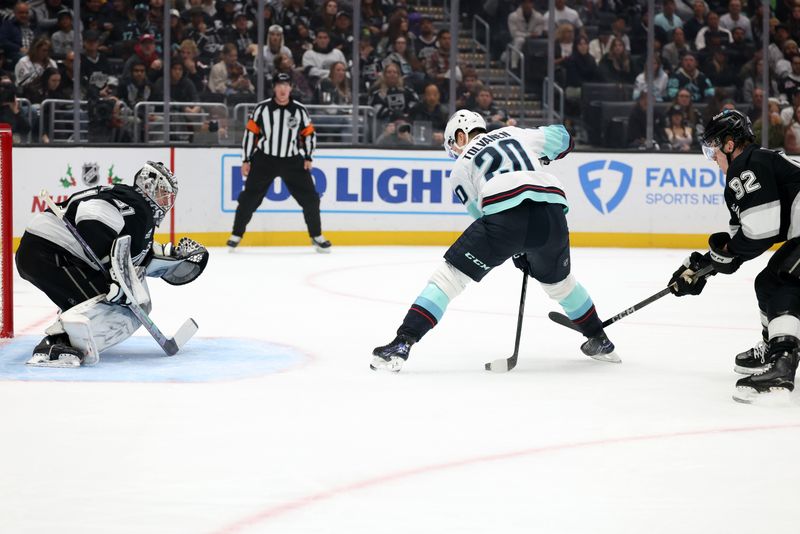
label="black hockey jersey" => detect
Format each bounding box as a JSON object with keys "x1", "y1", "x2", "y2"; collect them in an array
[
  {"x1": 26, "y1": 185, "x2": 156, "y2": 271},
  {"x1": 725, "y1": 145, "x2": 800, "y2": 260}
]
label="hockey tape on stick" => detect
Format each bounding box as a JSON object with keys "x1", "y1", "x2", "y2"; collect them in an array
[
  {"x1": 39, "y1": 190, "x2": 198, "y2": 356},
  {"x1": 548, "y1": 264, "x2": 715, "y2": 333}
]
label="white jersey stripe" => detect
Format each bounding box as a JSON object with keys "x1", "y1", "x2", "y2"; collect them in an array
[{"x1": 739, "y1": 200, "x2": 781, "y2": 240}]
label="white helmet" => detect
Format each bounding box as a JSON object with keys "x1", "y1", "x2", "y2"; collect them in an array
[
  {"x1": 134, "y1": 161, "x2": 178, "y2": 223},
  {"x1": 443, "y1": 110, "x2": 486, "y2": 159}
]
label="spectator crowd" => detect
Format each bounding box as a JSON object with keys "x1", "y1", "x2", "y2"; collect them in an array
[
  {"x1": 480, "y1": 0, "x2": 800, "y2": 151},
  {"x1": 0, "y1": 0, "x2": 798, "y2": 151}
]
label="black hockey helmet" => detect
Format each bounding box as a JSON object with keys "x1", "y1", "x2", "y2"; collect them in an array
[{"x1": 700, "y1": 109, "x2": 755, "y2": 160}]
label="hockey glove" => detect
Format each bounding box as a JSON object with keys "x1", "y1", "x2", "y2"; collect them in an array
[
  {"x1": 669, "y1": 251, "x2": 714, "y2": 297},
  {"x1": 512, "y1": 253, "x2": 532, "y2": 276},
  {"x1": 708, "y1": 232, "x2": 743, "y2": 275}
]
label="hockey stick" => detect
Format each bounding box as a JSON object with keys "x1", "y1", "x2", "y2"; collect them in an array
[
  {"x1": 547, "y1": 264, "x2": 715, "y2": 333},
  {"x1": 485, "y1": 271, "x2": 528, "y2": 373},
  {"x1": 40, "y1": 190, "x2": 197, "y2": 356}
]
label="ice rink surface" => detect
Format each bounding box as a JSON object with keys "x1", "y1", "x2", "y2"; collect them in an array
[{"x1": 2, "y1": 246, "x2": 799, "y2": 533}]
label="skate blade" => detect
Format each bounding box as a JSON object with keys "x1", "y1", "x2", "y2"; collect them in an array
[
  {"x1": 732, "y1": 386, "x2": 793, "y2": 405},
  {"x1": 588, "y1": 350, "x2": 622, "y2": 364},
  {"x1": 313, "y1": 246, "x2": 332, "y2": 254},
  {"x1": 734, "y1": 364, "x2": 769, "y2": 375},
  {"x1": 370, "y1": 356, "x2": 403, "y2": 372},
  {"x1": 26, "y1": 354, "x2": 81, "y2": 368}
]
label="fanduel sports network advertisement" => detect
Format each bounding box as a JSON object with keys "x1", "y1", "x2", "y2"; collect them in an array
[{"x1": 12, "y1": 147, "x2": 736, "y2": 243}]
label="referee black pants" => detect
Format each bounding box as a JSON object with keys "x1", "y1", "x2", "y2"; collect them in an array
[
  {"x1": 16, "y1": 232, "x2": 108, "y2": 311},
  {"x1": 232, "y1": 152, "x2": 322, "y2": 238}
]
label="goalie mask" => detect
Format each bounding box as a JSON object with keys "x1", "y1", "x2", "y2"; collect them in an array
[{"x1": 134, "y1": 161, "x2": 178, "y2": 225}]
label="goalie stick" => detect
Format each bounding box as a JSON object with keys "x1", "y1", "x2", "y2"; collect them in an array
[
  {"x1": 40, "y1": 190, "x2": 197, "y2": 356},
  {"x1": 547, "y1": 264, "x2": 715, "y2": 333},
  {"x1": 485, "y1": 271, "x2": 528, "y2": 373}
]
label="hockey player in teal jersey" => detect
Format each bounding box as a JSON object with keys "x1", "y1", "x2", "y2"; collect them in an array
[{"x1": 371, "y1": 110, "x2": 620, "y2": 372}]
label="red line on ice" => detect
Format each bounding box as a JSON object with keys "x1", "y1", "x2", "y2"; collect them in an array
[{"x1": 212, "y1": 422, "x2": 800, "y2": 533}]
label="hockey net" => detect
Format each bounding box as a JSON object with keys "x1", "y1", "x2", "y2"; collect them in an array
[{"x1": 0, "y1": 124, "x2": 12, "y2": 338}]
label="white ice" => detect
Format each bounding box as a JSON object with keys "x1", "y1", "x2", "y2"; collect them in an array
[{"x1": 1, "y1": 246, "x2": 799, "y2": 534}]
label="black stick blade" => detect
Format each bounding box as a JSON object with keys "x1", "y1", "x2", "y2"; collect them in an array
[{"x1": 548, "y1": 312, "x2": 582, "y2": 332}]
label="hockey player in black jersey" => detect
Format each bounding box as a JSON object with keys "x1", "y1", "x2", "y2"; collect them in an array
[
  {"x1": 15, "y1": 161, "x2": 209, "y2": 367},
  {"x1": 668, "y1": 109, "x2": 800, "y2": 402}
]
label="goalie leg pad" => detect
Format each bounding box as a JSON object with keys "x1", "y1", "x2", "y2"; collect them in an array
[{"x1": 59, "y1": 294, "x2": 144, "y2": 364}]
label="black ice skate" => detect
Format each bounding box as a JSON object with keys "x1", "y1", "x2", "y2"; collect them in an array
[
  {"x1": 734, "y1": 339, "x2": 769, "y2": 375},
  {"x1": 580, "y1": 331, "x2": 622, "y2": 363},
  {"x1": 227, "y1": 235, "x2": 241, "y2": 251},
  {"x1": 371, "y1": 335, "x2": 414, "y2": 372},
  {"x1": 26, "y1": 334, "x2": 84, "y2": 368},
  {"x1": 311, "y1": 235, "x2": 332, "y2": 254},
  {"x1": 733, "y1": 337, "x2": 799, "y2": 404}
]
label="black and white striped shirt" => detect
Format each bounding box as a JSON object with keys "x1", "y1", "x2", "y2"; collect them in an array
[{"x1": 242, "y1": 98, "x2": 316, "y2": 162}]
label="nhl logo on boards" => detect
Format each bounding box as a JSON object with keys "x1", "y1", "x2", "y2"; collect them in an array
[{"x1": 82, "y1": 162, "x2": 100, "y2": 186}]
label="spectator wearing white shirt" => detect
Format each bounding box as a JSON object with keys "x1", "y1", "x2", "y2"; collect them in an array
[
  {"x1": 589, "y1": 26, "x2": 612, "y2": 63},
  {"x1": 719, "y1": 0, "x2": 752, "y2": 41},
  {"x1": 694, "y1": 11, "x2": 732, "y2": 51},
  {"x1": 262, "y1": 25, "x2": 291, "y2": 77},
  {"x1": 543, "y1": 0, "x2": 582, "y2": 30},
  {"x1": 633, "y1": 55, "x2": 669, "y2": 102},
  {"x1": 654, "y1": 0, "x2": 683, "y2": 37},
  {"x1": 775, "y1": 40, "x2": 799, "y2": 80},
  {"x1": 508, "y1": 0, "x2": 545, "y2": 53},
  {"x1": 508, "y1": 0, "x2": 545, "y2": 69},
  {"x1": 302, "y1": 29, "x2": 346, "y2": 81}
]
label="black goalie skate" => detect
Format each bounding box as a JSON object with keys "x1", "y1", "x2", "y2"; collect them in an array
[
  {"x1": 733, "y1": 337, "x2": 799, "y2": 404},
  {"x1": 734, "y1": 339, "x2": 769, "y2": 375},
  {"x1": 580, "y1": 331, "x2": 621, "y2": 363},
  {"x1": 26, "y1": 334, "x2": 84, "y2": 368},
  {"x1": 371, "y1": 334, "x2": 415, "y2": 372}
]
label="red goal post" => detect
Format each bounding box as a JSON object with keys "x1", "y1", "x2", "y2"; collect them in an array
[{"x1": 0, "y1": 124, "x2": 13, "y2": 337}]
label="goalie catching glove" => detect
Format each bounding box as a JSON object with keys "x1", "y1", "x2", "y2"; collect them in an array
[{"x1": 146, "y1": 237, "x2": 209, "y2": 285}]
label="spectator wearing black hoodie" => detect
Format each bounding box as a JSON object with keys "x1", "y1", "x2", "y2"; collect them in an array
[
  {"x1": 81, "y1": 30, "x2": 111, "y2": 85},
  {"x1": 0, "y1": 80, "x2": 31, "y2": 142},
  {"x1": 408, "y1": 83, "x2": 447, "y2": 145},
  {"x1": 117, "y1": 57, "x2": 152, "y2": 110},
  {"x1": 564, "y1": 36, "x2": 600, "y2": 89},
  {"x1": 282, "y1": 0, "x2": 313, "y2": 44},
  {"x1": 329, "y1": 11, "x2": 353, "y2": 61}
]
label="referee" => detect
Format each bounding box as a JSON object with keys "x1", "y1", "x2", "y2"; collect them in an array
[{"x1": 227, "y1": 72, "x2": 332, "y2": 252}]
